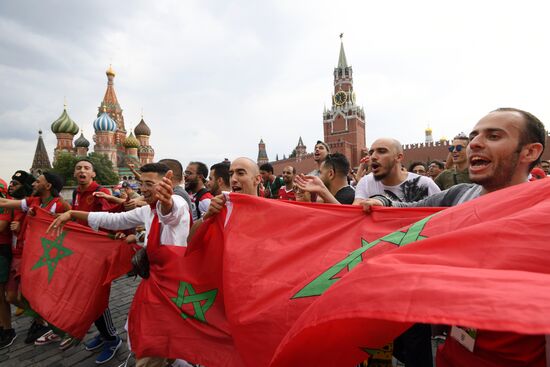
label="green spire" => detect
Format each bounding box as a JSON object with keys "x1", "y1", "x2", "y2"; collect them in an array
[{"x1": 338, "y1": 35, "x2": 348, "y2": 68}]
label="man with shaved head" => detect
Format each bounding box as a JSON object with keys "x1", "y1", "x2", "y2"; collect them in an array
[
  {"x1": 353, "y1": 138, "x2": 440, "y2": 204},
  {"x1": 188, "y1": 157, "x2": 261, "y2": 240},
  {"x1": 352, "y1": 138, "x2": 440, "y2": 367}
]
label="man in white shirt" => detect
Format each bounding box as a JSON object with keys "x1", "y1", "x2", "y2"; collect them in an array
[
  {"x1": 353, "y1": 138, "x2": 440, "y2": 204},
  {"x1": 49, "y1": 163, "x2": 189, "y2": 247}
]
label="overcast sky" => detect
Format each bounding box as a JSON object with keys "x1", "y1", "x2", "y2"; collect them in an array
[{"x1": 1, "y1": 0, "x2": 550, "y2": 179}]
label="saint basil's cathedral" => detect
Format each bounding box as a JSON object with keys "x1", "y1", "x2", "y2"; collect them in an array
[{"x1": 30, "y1": 65, "x2": 155, "y2": 180}]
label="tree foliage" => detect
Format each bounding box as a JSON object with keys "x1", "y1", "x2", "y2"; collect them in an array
[{"x1": 51, "y1": 152, "x2": 119, "y2": 186}]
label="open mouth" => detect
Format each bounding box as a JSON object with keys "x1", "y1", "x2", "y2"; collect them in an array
[
  {"x1": 469, "y1": 156, "x2": 491, "y2": 171},
  {"x1": 370, "y1": 162, "x2": 381, "y2": 171},
  {"x1": 232, "y1": 186, "x2": 242, "y2": 192}
]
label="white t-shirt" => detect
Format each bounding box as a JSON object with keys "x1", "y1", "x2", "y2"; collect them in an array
[
  {"x1": 88, "y1": 195, "x2": 189, "y2": 247},
  {"x1": 355, "y1": 172, "x2": 441, "y2": 203}
]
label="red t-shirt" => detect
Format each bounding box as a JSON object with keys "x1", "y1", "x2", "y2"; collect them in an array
[
  {"x1": 72, "y1": 182, "x2": 121, "y2": 225},
  {"x1": 437, "y1": 330, "x2": 546, "y2": 367},
  {"x1": 0, "y1": 207, "x2": 12, "y2": 245},
  {"x1": 278, "y1": 186, "x2": 296, "y2": 201}
]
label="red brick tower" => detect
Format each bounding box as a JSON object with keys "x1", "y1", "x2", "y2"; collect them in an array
[
  {"x1": 99, "y1": 65, "x2": 127, "y2": 167},
  {"x1": 323, "y1": 35, "x2": 366, "y2": 167}
]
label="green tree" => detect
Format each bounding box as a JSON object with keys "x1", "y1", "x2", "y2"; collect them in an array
[
  {"x1": 51, "y1": 152, "x2": 78, "y2": 186},
  {"x1": 87, "y1": 152, "x2": 119, "y2": 185},
  {"x1": 51, "y1": 152, "x2": 119, "y2": 186}
]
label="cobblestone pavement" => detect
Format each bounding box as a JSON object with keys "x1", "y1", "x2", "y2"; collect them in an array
[{"x1": 0, "y1": 276, "x2": 140, "y2": 367}]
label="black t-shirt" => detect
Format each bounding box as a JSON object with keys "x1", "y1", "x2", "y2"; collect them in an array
[{"x1": 334, "y1": 186, "x2": 355, "y2": 204}]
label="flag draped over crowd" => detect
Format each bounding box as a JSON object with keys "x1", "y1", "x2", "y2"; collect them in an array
[
  {"x1": 20, "y1": 179, "x2": 550, "y2": 367},
  {"x1": 21, "y1": 209, "x2": 136, "y2": 339}
]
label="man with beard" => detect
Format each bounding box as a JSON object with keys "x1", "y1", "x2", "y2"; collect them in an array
[
  {"x1": 278, "y1": 166, "x2": 297, "y2": 201},
  {"x1": 0, "y1": 171, "x2": 69, "y2": 348},
  {"x1": 207, "y1": 162, "x2": 231, "y2": 196},
  {"x1": 309, "y1": 140, "x2": 330, "y2": 176},
  {"x1": 184, "y1": 162, "x2": 213, "y2": 222},
  {"x1": 353, "y1": 138, "x2": 440, "y2": 205},
  {"x1": 351, "y1": 139, "x2": 440, "y2": 366},
  {"x1": 48, "y1": 163, "x2": 189, "y2": 367},
  {"x1": 434, "y1": 133, "x2": 472, "y2": 190},
  {"x1": 361, "y1": 108, "x2": 547, "y2": 367},
  {"x1": 294, "y1": 153, "x2": 355, "y2": 204}
]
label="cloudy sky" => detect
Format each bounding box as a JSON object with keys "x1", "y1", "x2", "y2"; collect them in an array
[{"x1": 1, "y1": 0, "x2": 550, "y2": 179}]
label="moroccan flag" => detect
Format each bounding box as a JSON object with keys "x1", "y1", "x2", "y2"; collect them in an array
[
  {"x1": 129, "y1": 195, "x2": 438, "y2": 366},
  {"x1": 20, "y1": 208, "x2": 135, "y2": 339},
  {"x1": 128, "y1": 212, "x2": 244, "y2": 366},
  {"x1": 270, "y1": 179, "x2": 550, "y2": 367}
]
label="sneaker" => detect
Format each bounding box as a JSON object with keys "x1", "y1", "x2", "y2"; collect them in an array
[
  {"x1": 25, "y1": 321, "x2": 49, "y2": 344},
  {"x1": 95, "y1": 336, "x2": 122, "y2": 364},
  {"x1": 0, "y1": 328, "x2": 17, "y2": 349},
  {"x1": 34, "y1": 329, "x2": 61, "y2": 345},
  {"x1": 59, "y1": 335, "x2": 77, "y2": 351},
  {"x1": 85, "y1": 333, "x2": 105, "y2": 351}
]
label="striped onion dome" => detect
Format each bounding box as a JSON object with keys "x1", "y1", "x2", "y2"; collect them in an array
[
  {"x1": 134, "y1": 117, "x2": 151, "y2": 136},
  {"x1": 93, "y1": 112, "x2": 117, "y2": 132},
  {"x1": 123, "y1": 132, "x2": 140, "y2": 148},
  {"x1": 74, "y1": 131, "x2": 90, "y2": 148},
  {"x1": 51, "y1": 108, "x2": 79, "y2": 135}
]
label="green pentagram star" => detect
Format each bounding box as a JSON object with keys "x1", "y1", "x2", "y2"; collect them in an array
[
  {"x1": 32, "y1": 231, "x2": 73, "y2": 283},
  {"x1": 171, "y1": 281, "x2": 218, "y2": 323}
]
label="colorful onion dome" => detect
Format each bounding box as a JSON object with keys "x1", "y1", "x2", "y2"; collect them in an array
[
  {"x1": 51, "y1": 108, "x2": 79, "y2": 135},
  {"x1": 93, "y1": 111, "x2": 117, "y2": 132},
  {"x1": 134, "y1": 117, "x2": 151, "y2": 136},
  {"x1": 74, "y1": 131, "x2": 90, "y2": 148},
  {"x1": 124, "y1": 132, "x2": 140, "y2": 149}
]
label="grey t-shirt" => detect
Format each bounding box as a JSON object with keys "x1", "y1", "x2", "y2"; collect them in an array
[{"x1": 378, "y1": 183, "x2": 483, "y2": 208}]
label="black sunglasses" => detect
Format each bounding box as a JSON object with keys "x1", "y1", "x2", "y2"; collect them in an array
[{"x1": 448, "y1": 145, "x2": 464, "y2": 152}]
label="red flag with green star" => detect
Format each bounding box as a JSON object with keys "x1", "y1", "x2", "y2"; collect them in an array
[
  {"x1": 20, "y1": 208, "x2": 135, "y2": 339},
  {"x1": 270, "y1": 179, "x2": 550, "y2": 367},
  {"x1": 128, "y1": 194, "x2": 437, "y2": 366}
]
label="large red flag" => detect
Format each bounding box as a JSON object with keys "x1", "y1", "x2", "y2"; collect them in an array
[
  {"x1": 270, "y1": 179, "x2": 550, "y2": 367},
  {"x1": 129, "y1": 195, "x2": 438, "y2": 366},
  {"x1": 128, "y1": 212, "x2": 244, "y2": 367},
  {"x1": 20, "y1": 208, "x2": 135, "y2": 339}
]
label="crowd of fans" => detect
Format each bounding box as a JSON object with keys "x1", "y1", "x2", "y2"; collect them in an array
[{"x1": 0, "y1": 106, "x2": 548, "y2": 366}]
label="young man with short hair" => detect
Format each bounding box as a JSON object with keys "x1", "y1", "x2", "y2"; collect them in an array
[
  {"x1": 309, "y1": 140, "x2": 330, "y2": 176},
  {"x1": 434, "y1": 133, "x2": 471, "y2": 190},
  {"x1": 185, "y1": 162, "x2": 213, "y2": 221},
  {"x1": 427, "y1": 160, "x2": 444, "y2": 180},
  {"x1": 294, "y1": 153, "x2": 355, "y2": 204},
  {"x1": 362, "y1": 108, "x2": 547, "y2": 367},
  {"x1": 278, "y1": 166, "x2": 297, "y2": 201},
  {"x1": 208, "y1": 162, "x2": 231, "y2": 196},
  {"x1": 259, "y1": 163, "x2": 284, "y2": 199},
  {"x1": 353, "y1": 138, "x2": 441, "y2": 204}
]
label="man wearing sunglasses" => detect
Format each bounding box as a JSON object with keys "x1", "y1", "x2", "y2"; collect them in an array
[{"x1": 434, "y1": 133, "x2": 471, "y2": 190}]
